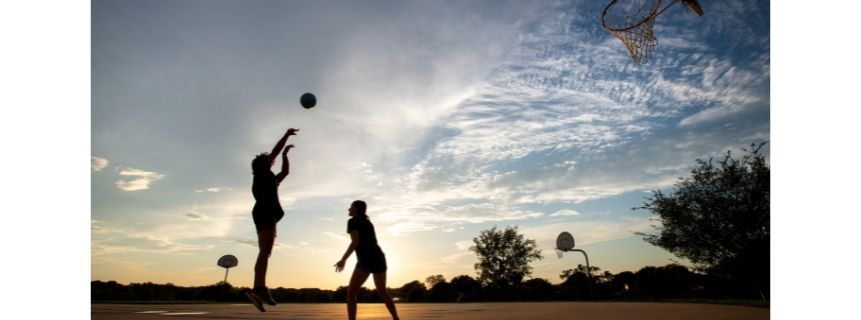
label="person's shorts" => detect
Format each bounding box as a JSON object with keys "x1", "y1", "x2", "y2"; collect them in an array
[
  {"x1": 252, "y1": 209, "x2": 284, "y2": 232},
  {"x1": 356, "y1": 252, "x2": 387, "y2": 274}
]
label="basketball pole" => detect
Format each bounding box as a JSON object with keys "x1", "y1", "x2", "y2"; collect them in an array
[{"x1": 570, "y1": 249, "x2": 593, "y2": 299}]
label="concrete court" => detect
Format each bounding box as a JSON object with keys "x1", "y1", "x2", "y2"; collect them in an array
[{"x1": 92, "y1": 302, "x2": 769, "y2": 320}]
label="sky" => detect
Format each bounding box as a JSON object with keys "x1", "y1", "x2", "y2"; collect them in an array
[{"x1": 89, "y1": 0, "x2": 771, "y2": 290}]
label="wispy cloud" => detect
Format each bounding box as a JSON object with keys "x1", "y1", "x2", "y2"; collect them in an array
[
  {"x1": 92, "y1": 156, "x2": 109, "y2": 171},
  {"x1": 359, "y1": 1, "x2": 769, "y2": 237},
  {"x1": 440, "y1": 251, "x2": 474, "y2": 264},
  {"x1": 92, "y1": 220, "x2": 105, "y2": 232},
  {"x1": 550, "y1": 209, "x2": 580, "y2": 217},
  {"x1": 194, "y1": 187, "x2": 230, "y2": 193},
  {"x1": 454, "y1": 240, "x2": 473, "y2": 251},
  {"x1": 373, "y1": 199, "x2": 544, "y2": 236},
  {"x1": 323, "y1": 231, "x2": 349, "y2": 243},
  {"x1": 115, "y1": 166, "x2": 165, "y2": 191},
  {"x1": 92, "y1": 235, "x2": 214, "y2": 256},
  {"x1": 184, "y1": 212, "x2": 208, "y2": 220},
  {"x1": 520, "y1": 217, "x2": 653, "y2": 246},
  {"x1": 438, "y1": 241, "x2": 476, "y2": 264},
  {"x1": 235, "y1": 239, "x2": 258, "y2": 248}
]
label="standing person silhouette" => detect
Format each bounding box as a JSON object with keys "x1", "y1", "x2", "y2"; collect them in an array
[
  {"x1": 245, "y1": 128, "x2": 298, "y2": 312},
  {"x1": 334, "y1": 200, "x2": 400, "y2": 320}
]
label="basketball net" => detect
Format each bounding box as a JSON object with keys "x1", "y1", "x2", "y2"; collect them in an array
[
  {"x1": 602, "y1": 0, "x2": 661, "y2": 65},
  {"x1": 608, "y1": 15, "x2": 657, "y2": 65}
]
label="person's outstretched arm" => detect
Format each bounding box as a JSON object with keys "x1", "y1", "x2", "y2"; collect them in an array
[
  {"x1": 275, "y1": 144, "x2": 292, "y2": 183},
  {"x1": 268, "y1": 128, "x2": 299, "y2": 166},
  {"x1": 334, "y1": 231, "x2": 359, "y2": 272}
]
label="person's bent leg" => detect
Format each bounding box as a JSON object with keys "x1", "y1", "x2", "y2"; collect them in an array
[
  {"x1": 373, "y1": 272, "x2": 399, "y2": 320},
  {"x1": 347, "y1": 267, "x2": 370, "y2": 320}
]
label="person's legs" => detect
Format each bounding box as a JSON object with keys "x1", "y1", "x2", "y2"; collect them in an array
[
  {"x1": 254, "y1": 228, "x2": 276, "y2": 288},
  {"x1": 253, "y1": 227, "x2": 277, "y2": 305},
  {"x1": 347, "y1": 267, "x2": 370, "y2": 320},
  {"x1": 372, "y1": 272, "x2": 399, "y2": 320}
]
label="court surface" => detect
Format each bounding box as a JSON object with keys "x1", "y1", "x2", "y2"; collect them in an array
[{"x1": 92, "y1": 302, "x2": 768, "y2": 319}]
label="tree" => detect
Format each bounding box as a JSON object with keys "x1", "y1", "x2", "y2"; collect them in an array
[
  {"x1": 559, "y1": 264, "x2": 601, "y2": 285},
  {"x1": 450, "y1": 275, "x2": 482, "y2": 301},
  {"x1": 396, "y1": 280, "x2": 427, "y2": 302},
  {"x1": 636, "y1": 264, "x2": 696, "y2": 298},
  {"x1": 522, "y1": 278, "x2": 555, "y2": 300},
  {"x1": 610, "y1": 271, "x2": 638, "y2": 296},
  {"x1": 425, "y1": 274, "x2": 456, "y2": 302},
  {"x1": 636, "y1": 143, "x2": 769, "y2": 299},
  {"x1": 425, "y1": 274, "x2": 446, "y2": 288},
  {"x1": 427, "y1": 281, "x2": 458, "y2": 302},
  {"x1": 470, "y1": 226, "x2": 544, "y2": 288},
  {"x1": 559, "y1": 264, "x2": 598, "y2": 299}
]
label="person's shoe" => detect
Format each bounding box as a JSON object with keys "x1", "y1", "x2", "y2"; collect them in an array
[
  {"x1": 245, "y1": 290, "x2": 266, "y2": 312},
  {"x1": 253, "y1": 287, "x2": 277, "y2": 306}
]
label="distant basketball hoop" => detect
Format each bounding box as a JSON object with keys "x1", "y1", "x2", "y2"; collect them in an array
[
  {"x1": 217, "y1": 254, "x2": 238, "y2": 284},
  {"x1": 555, "y1": 231, "x2": 592, "y2": 299},
  {"x1": 555, "y1": 231, "x2": 575, "y2": 257}
]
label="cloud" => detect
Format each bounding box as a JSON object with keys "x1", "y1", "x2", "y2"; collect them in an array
[
  {"x1": 382, "y1": 3, "x2": 770, "y2": 214},
  {"x1": 115, "y1": 166, "x2": 165, "y2": 191},
  {"x1": 679, "y1": 103, "x2": 745, "y2": 127},
  {"x1": 92, "y1": 220, "x2": 105, "y2": 232},
  {"x1": 385, "y1": 221, "x2": 439, "y2": 235},
  {"x1": 454, "y1": 240, "x2": 473, "y2": 251},
  {"x1": 520, "y1": 217, "x2": 653, "y2": 246},
  {"x1": 235, "y1": 239, "x2": 258, "y2": 247},
  {"x1": 372, "y1": 199, "x2": 544, "y2": 236},
  {"x1": 92, "y1": 156, "x2": 109, "y2": 171},
  {"x1": 440, "y1": 251, "x2": 474, "y2": 264},
  {"x1": 550, "y1": 209, "x2": 580, "y2": 217},
  {"x1": 313, "y1": 164, "x2": 550, "y2": 236},
  {"x1": 92, "y1": 235, "x2": 214, "y2": 256},
  {"x1": 323, "y1": 231, "x2": 349, "y2": 243},
  {"x1": 246, "y1": 1, "x2": 769, "y2": 241},
  {"x1": 236, "y1": 240, "x2": 303, "y2": 251},
  {"x1": 194, "y1": 187, "x2": 230, "y2": 193},
  {"x1": 184, "y1": 212, "x2": 208, "y2": 220},
  {"x1": 438, "y1": 241, "x2": 477, "y2": 264},
  {"x1": 92, "y1": 193, "x2": 252, "y2": 252}
]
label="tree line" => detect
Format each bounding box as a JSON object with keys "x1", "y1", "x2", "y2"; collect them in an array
[{"x1": 91, "y1": 262, "x2": 760, "y2": 303}]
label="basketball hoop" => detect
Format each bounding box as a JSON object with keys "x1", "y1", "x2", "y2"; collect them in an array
[
  {"x1": 555, "y1": 231, "x2": 593, "y2": 299},
  {"x1": 217, "y1": 254, "x2": 238, "y2": 284},
  {"x1": 555, "y1": 231, "x2": 575, "y2": 258},
  {"x1": 602, "y1": 0, "x2": 704, "y2": 65}
]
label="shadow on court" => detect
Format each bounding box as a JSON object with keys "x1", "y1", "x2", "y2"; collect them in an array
[{"x1": 92, "y1": 302, "x2": 768, "y2": 320}]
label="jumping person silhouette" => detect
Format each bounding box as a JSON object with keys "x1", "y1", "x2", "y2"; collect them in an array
[
  {"x1": 245, "y1": 128, "x2": 298, "y2": 312},
  {"x1": 334, "y1": 200, "x2": 400, "y2": 320}
]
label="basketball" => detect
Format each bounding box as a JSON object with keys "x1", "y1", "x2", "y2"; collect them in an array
[{"x1": 300, "y1": 92, "x2": 316, "y2": 109}]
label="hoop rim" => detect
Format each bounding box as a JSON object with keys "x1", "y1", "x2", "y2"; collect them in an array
[{"x1": 601, "y1": 0, "x2": 661, "y2": 32}]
